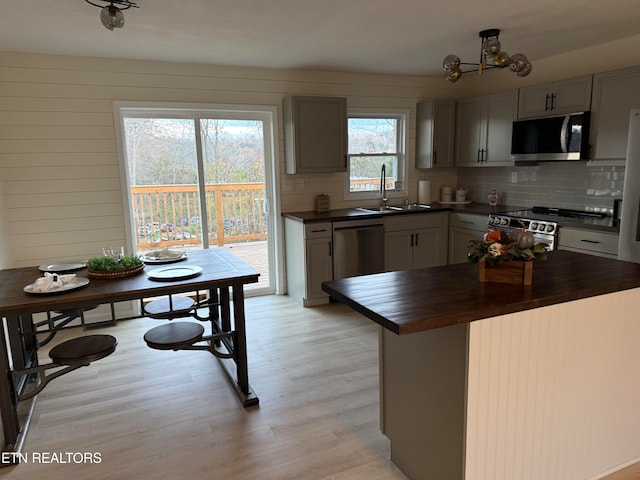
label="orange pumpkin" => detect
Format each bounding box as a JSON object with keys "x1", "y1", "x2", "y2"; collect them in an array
[{"x1": 483, "y1": 229, "x2": 503, "y2": 243}]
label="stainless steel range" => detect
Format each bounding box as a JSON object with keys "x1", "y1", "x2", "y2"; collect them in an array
[{"x1": 487, "y1": 206, "x2": 609, "y2": 251}]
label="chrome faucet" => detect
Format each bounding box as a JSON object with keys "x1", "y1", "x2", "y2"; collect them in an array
[{"x1": 380, "y1": 164, "x2": 388, "y2": 208}]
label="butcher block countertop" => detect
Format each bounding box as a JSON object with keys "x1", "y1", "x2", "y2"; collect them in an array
[{"x1": 322, "y1": 250, "x2": 640, "y2": 335}]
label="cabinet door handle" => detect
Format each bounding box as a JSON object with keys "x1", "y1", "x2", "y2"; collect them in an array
[
  {"x1": 580, "y1": 239, "x2": 600, "y2": 244},
  {"x1": 477, "y1": 149, "x2": 481, "y2": 163},
  {"x1": 551, "y1": 93, "x2": 557, "y2": 110},
  {"x1": 410, "y1": 234, "x2": 414, "y2": 247},
  {"x1": 433, "y1": 150, "x2": 437, "y2": 165},
  {"x1": 545, "y1": 93, "x2": 551, "y2": 111},
  {"x1": 329, "y1": 242, "x2": 332, "y2": 257},
  {"x1": 414, "y1": 233, "x2": 419, "y2": 246}
]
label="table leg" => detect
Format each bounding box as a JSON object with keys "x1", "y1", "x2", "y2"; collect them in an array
[
  {"x1": 209, "y1": 284, "x2": 258, "y2": 407},
  {"x1": 0, "y1": 319, "x2": 20, "y2": 455},
  {"x1": 230, "y1": 283, "x2": 258, "y2": 407},
  {"x1": 0, "y1": 315, "x2": 38, "y2": 463}
]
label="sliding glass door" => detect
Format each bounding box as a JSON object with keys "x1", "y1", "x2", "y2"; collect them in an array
[{"x1": 116, "y1": 106, "x2": 277, "y2": 295}]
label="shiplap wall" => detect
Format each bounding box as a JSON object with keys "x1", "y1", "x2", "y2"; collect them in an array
[
  {"x1": 3, "y1": 34, "x2": 640, "y2": 268},
  {"x1": 0, "y1": 51, "x2": 459, "y2": 268}
]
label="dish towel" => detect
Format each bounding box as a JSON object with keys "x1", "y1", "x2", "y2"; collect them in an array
[{"x1": 32, "y1": 272, "x2": 76, "y2": 292}]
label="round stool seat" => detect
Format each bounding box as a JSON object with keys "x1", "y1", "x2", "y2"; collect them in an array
[
  {"x1": 49, "y1": 334, "x2": 118, "y2": 365},
  {"x1": 144, "y1": 296, "x2": 195, "y2": 319},
  {"x1": 143, "y1": 322, "x2": 205, "y2": 350}
]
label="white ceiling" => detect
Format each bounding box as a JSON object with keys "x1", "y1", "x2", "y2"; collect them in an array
[{"x1": 2, "y1": 0, "x2": 640, "y2": 76}]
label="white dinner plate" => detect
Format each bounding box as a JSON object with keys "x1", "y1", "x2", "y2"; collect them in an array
[
  {"x1": 24, "y1": 277, "x2": 90, "y2": 295},
  {"x1": 147, "y1": 265, "x2": 203, "y2": 281},
  {"x1": 38, "y1": 261, "x2": 87, "y2": 273}
]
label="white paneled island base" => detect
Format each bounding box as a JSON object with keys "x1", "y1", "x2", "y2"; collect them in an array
[{"x1": 380, "y1": 288, "x2": 640, "y2": 480}]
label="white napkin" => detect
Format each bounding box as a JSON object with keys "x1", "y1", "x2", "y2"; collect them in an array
[
  {"x1": 32, "y1": 272, "x2": 77, "y2": 292},
  {"x1": 145, "y1": 248, "x2": 185, "y2": 260}
]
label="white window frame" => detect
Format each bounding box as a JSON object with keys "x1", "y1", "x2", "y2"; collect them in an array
[{"x1": 344, "y1": 108, "x2": 408, "y2": 201}]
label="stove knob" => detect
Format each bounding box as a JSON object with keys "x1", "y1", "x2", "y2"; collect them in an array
[
  {"x1": 488, "y1": 217, "x2": 496, "y2": 225},
  {"x1": 500, "y1": 218, "x2": 508, "y2": 226},
  {"x1": 537, "y1": 223, "x2": 545, "y2": 232},
  {"x1": 530, "y1": 222, "x2": 538, "y2": 230},
  {"x1": 546, "y1": 224, "x2": 555, "y2": 233}
]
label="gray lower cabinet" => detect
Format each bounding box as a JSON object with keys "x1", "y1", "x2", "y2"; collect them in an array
[
  {"x1": 284, "y1": 219, "x2": 333, "y2": 306},
  {"x1": 283, "y1": 96, "x2": 347, "y2": 174},
  {"x1": 558, "y1": 227, "x2": 619, "y2": 259},
  {"x1": 448, "y1": 212, "x2": 488, "y2": 264},
  {"x1": 384, "y1": 213, "x2": 448, "y2": 271}
]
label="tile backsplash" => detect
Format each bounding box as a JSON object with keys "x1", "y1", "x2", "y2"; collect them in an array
[{"x1": 457, "y1": 163, "x2": 624, "y2": 214}]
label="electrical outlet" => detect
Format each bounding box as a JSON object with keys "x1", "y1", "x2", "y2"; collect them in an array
[
  {"x1": 282, "y1": 179, "x2": 294, "y2": 192},
  {"x1": 511, "y1": 172, "x2": 518, "y2": 183}
]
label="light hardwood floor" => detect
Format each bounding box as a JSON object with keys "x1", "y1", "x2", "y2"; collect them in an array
[
  {"x1": 3, "y1": 294, "x2": 638, "y2": 480},
  {"x1": 3, "y1": 295, "x2": 407, "y2": 480}
]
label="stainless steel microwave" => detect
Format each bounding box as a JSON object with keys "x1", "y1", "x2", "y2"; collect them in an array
[{"x1": 511, "y1": 112, "x2": 591, "y2": 163}]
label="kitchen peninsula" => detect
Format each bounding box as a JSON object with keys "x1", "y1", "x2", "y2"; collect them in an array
[{"x1": 322, "y1": 250, "x2": 640, "y2": 480}]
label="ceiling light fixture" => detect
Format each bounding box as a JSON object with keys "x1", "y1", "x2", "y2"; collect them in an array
[
  {"x1": 442, "y1": 29, "x2": 532, "y2": 83},
  {"x1": 85, "y1": 0, "x2": 139, "y2": 31}
]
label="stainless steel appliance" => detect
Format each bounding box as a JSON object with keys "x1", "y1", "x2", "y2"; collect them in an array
[
  {"x1": 619, "y1": 108, "x2": 640, "y2": 262},
  {"x1": 511, "y1": 112, "x2": 590, "y2": 163},
  {"x1": 488, "y1": 209, "x2": 559, "y2": 249},
  {"x1": 332, "y1": 218, "x2": 384, "y2": 280},
  {"x1": 488, "y1": 206, "x2": 611, "y2": 251}
]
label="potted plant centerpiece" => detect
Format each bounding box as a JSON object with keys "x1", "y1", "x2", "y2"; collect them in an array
[
  {"x1": 87, "y1": 252, "x2": 144, "y2": 278},
  {"x1": 468, "y1": 227, "x2": 548, "y2": 285}
]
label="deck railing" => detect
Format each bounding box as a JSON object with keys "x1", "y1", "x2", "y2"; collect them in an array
[
  {"x1": 130, "y1": 178, "x2": 387, "y2": 250},
  {"x1": 131, "y1": 183, "x2": 267, "y2": 250}
]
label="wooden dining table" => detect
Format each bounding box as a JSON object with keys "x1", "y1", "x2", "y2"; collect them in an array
[{"x1": 0, "y1": 248, "x2": 260, "y2": 460}]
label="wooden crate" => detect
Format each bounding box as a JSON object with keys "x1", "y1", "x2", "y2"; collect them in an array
[{"x1": 477, "y1": 259, "x2": 533, "y2": 285}]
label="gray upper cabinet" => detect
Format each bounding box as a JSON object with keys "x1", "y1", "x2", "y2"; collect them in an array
[
  {"x1": 590, "y1": 66, "x2": 640, "y2": 163},
  {"x1": 456, "y1": 90, "x2": 516, "y2": 167},
  {"x1": 416, "y1": 99, "x2": 456, "y2": 168},
  {"x1": 517, "y1": 75, "x2": 593, "y2": 119},
  {"x1": 283, "y1": 96, "x2": 347, "y2": 174}
]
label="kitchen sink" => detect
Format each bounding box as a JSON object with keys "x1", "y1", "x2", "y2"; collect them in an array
[
  {"x1": 357, "y1": 203, "x2": 431, "y2": 213},
  {"x1": 357, "y1": 206, "x2": 403, "y2": 213}
]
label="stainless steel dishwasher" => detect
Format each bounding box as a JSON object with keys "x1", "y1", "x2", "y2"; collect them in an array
[{"x1": 332, "y1": 218, "x2": 385, "y2": 280}]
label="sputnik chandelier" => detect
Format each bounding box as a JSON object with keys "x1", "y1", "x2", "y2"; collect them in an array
[
  {"x1": 442, "y1": 29, "x2": 532, "y2": 82},
  {"x1": 85, "y1": 0, "x2": 139, "y2": 31}
]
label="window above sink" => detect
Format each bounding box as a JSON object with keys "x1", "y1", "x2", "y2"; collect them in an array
[{"x1": 345, "y1": 109, "x2": 408, "y2": 202}]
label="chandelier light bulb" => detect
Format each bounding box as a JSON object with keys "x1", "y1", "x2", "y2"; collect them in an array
[
  {"x1": 508, "y1": 53, "x2": 529, "y2": 73},
  {"x1": 85, "y1": 1, "x2": 139, "y2": 31},
  {"x1": 493, "y1": 51, "x2": 510, "y2": 67},
  {"x1": 515, "y1": 61, "x2": 533, "y2": 77},
  {"x1": 482, "y1": 37, "x2": 501, "y2": 58},
  {"x1": 100, "y1": 5, "x2": 125, "y2": 30},
  {"x1": 442, "y1": 54, "x2": 461, "y2": 71},
  {"x1": 445, "y1": 68, "x2": 462, "y2": 82}
]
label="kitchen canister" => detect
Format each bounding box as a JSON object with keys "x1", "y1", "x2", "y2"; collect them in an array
[
  {"x1": 488, "y1": 189, "x2": 498, "y2": 206},
  {"x1": 455, "y1": 188, "x2": 468, "y2": 202},
  {"x1": 418, "y1": 180, "x2": 431, "y2": 205},
  {"x1": 316, "y1": 194, "x2": 330, "y2": 212},
  {"x1": 440, "y1": 185, "x2": 453, "y2": 203}
]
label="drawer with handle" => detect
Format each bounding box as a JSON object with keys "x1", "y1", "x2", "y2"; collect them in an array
[
  {"x1": 558, "y1": 227, "x2": 619, "y2": 256},
  {"x1": 304, "y1": 222, "x2": 332, "y2": 239}
]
